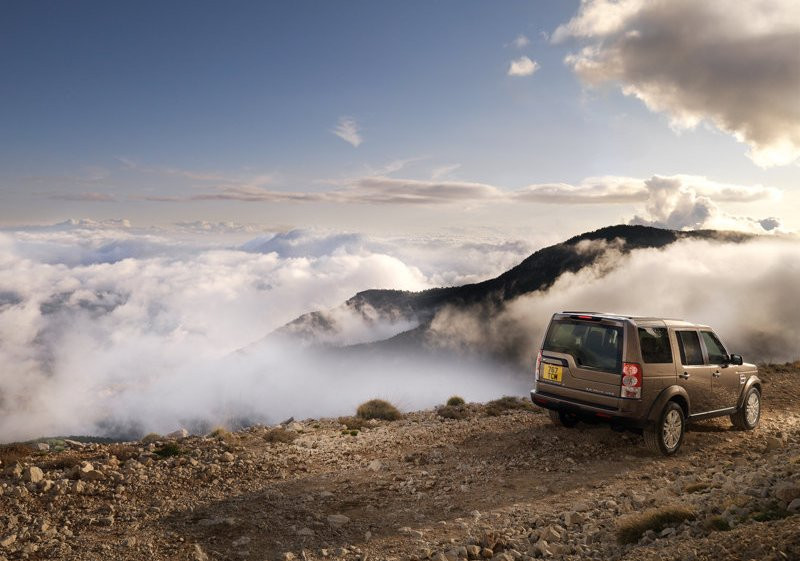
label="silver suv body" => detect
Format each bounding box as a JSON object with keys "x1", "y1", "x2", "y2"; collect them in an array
[{"x1": 530, "y1": 312, "x2": 761, "y2": 455}]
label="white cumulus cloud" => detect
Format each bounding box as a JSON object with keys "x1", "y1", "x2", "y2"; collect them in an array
[
  {"x1": 507, "y1": 56, "x2": 540, "y2": 77},
  {"x1": 555, "y1": 0, "x2": 800, "y2": 167}
]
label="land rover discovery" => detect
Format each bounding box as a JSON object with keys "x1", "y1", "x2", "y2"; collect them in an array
[{"x1": 530, "y1": 312, "x2": 761, "y2": 455}]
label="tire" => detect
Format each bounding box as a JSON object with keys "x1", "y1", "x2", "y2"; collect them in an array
[
  {"x1": 730, "y1": 387, "x2": 761, "y2": 430},
  {"x1": 644, "y1": 401, "x2": 685, "y2": 456},
  {"x1": 548, "y1": 409, "x2": 579, "y2": 428}
]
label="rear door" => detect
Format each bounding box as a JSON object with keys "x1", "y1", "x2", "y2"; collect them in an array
[
  {"x1": 699, "y1": 330, "x2": 740, "y2": 409},
  {"x1": 540, "y1": 318, "x2": 624, "y2": 400},
  {"x1": 674, "y1": 329, "x2": 715, "y2": 414}
]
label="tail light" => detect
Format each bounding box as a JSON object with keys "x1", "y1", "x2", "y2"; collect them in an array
[
  {"x1": 535, "y1": 350, "x2": 542, "y2": 379},
  {"x1": 621, "y1": 362, "x2": 642, "y2": 399}
]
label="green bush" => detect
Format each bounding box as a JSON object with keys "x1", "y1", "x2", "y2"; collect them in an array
[
  {"x1": 446, "y1": 396, "x2": 465, "y2": 407},
  {"x1": 154, "y1": 442, "x2": 183, "y2": 458},
  {"x1": 356, "y1": 399, "x2": 402, "y2": 421},
  {"x1": 616, "y1": 506, "x2": 695, "y2": 544}
]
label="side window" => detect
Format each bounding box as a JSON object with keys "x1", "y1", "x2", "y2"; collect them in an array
[
  {"x1": 676, "y1": 331, "x2": 704, "y2": 365},
  {"x1": 701, "y1": 331, "x2": 727, "y2": 364},
  {"x1": 638, "y1": 327, "x2": 672, "y2": 363}
]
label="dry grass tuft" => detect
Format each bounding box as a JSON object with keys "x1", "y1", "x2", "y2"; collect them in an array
[
  {"x1": 616, "y1": 506, "x2": 696, "y2": 544},
  {"x1": 437, "y1": 405, "x2": 470, "y2": 420},
  {"x1": 684, "y1": 482, "x2": 710, "y2": 494},
  {"x1": 446, "y1": 395, "x2": 466, "y2": 407},
  {"x1": 108, "y1": 444, "x2": 139, "y2": 462},
  {"x1": 0, "y1": 443, "x2": 34, "y2": 466},
  {"x1": 209, "y1": 427, "x2": 235, "y2": 443},
  {"x1": 264, "y1": 428, "x2": 297, "y2": 444},
  {"x1": 356, "y1": 399, "x2": 402, "y2": 421},
  {"x1": 338, "y1": 416, "x2": 368, "y2": 431},
  {"x1": 485, "y1": 396, "x2": 533, "y2": 417},
  {"x1": 704, "y1": 515, "x2": 731, "y2": 532},
  {"x1": 140, "y1": 433, "x2": 162, "y2": 444}
]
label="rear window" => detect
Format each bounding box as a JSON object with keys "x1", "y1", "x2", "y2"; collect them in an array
[
  {"x1": 676, "y1": 330, "x2": 704, "y2": 365},
  {"x1": 543, "y1": 320, "x2": 623, "y2": 373},
  {"x1": 638, "y1": 327, "x2": 673, "y2": 363}
]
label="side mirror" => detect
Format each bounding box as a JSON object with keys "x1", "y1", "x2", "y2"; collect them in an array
[{"x1": 729, "y1": 354, "x2": 743, "y2": 365}]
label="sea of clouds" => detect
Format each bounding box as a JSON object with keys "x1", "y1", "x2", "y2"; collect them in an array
[
  {"x1": 1, "y1": 221, "x2": 798, "y2": 442},
  {"x1": 0, "y1": 221, "x2": 537, "y2": 441}
]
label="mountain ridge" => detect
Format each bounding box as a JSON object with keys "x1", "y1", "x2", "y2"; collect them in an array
[{"x1": 271, "y1": 224, "x2": 753, "y2": 352}]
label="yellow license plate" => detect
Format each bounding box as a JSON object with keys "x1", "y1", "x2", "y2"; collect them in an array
[{"x1": 541, "y1": 364, "x2": 563, "y2": 383}]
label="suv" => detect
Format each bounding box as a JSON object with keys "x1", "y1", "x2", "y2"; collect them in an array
[{"x1": 530, "y1": 312, "x2": 761, "y2": 455}]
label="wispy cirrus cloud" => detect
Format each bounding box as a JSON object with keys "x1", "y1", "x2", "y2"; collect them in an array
[
  {"x1": 507, "y1": 56, "x2": 540, "y2": 77},
  {"x1": 48, "y1": 192, "x2": 117, "y2": 202},
  {"x1": 139, "y1": 171, "x2": 783, "y2": 233},
  {"x1": 331, "y1": 117, "x2": 363, "y2": 147},
  {"x1": 508, "y1": 34, "x2": 530, "y2": 48},
  {"x1": 554, "y1": 0, "x2": 800, "y2": 167}
]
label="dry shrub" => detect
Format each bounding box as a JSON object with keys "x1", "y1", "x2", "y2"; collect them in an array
[
  {"x1": 704, "y1": 516, "x2": 731, "y2": 532},
  {"x1": 0, "y1": 443, "x2": 34, "y2": 466},
  {"x1": 437, "y1": 405, "x2": 470, "y2": 420},
  {"x1": 616, "y1": 506, "x2": 695, "y2": 544},
  {"x1": 338, "y1": 416, "x2": 367, "y2": 431},
  {"x1": 684, "y1": 482, "x2": 710, "y2": 494},
  {"x1": 485, "y1": 396, "x2": 533, "y2": 416},
  {"x1": 356, "y1": 399, "x2": 401, "y2": 421},
  {"x1": 141, "y1": 433, "x2": 162, "y2": 444},
  {"x1": 209, "y1": 427, "x2": 234, "y2": 443},
  {"x1": 264, "y1": 428, "x2": 297, "y2": 444},
  {"x1": 446, "y1": 395, "x2": 465, "y2": 407},
  {"x1": 108, "y1": 444, "x2": 139, "y2": 462},
  {"x1": 39, "y1": 455, "x2": 82, "y2": 471}
]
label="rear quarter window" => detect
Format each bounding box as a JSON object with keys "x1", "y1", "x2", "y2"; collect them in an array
[
  {"x1": 638, "y1": 327, "x2": 673, "y2": 363},
  {"x1": 543, "y1": 320, "x2": 623, "y2": 373}
]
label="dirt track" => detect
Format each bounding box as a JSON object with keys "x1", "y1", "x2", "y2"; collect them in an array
[{"x1": 1, "y1": 364, "x2": 799, "y2": 561}]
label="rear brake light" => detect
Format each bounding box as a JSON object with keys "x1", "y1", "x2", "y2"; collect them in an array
[
  {"x1": 535, "y1": 350, "x2": 542, "y2": 379},
  {"x1": 621, "y1": 362, "x2": 642, "y2": 399}
]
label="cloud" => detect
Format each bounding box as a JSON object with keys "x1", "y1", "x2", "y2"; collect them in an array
[
  {"x1": 515, "y1": 176, "x2": 649, "y2": 204},
  {"x1": 428, "y1": 236, "x2": 800, "y2": 367},
  {"x1": 430, "y1": 164, "x2": 461, "y2": 180},
  {"x1": 0, "y1": 226, "x2": 534, "y2": 441},
  {"x1": 332, "y1": 117, "x2": 363, "y2": 147},
  {"x1": 116, "y1": 157, "x2": 232, "y2": 182},
  {"x1": 342, "y1": 176, "x2": 503, "y2": 205},
  {"x1": 554, "y1": 0, "x2": 800, "y2": 167},
  {"x1": 507, "y1": 56, "x2": 540, "y2": 77},
  {"x1": 509, "y1": 34, "x2": 530, "y2": 48},
  {"x1": 516, "y1": 174, "x2": 782, "y2": 232},
  {"x1": 48, "y1": 192, "x2": 117, "y2": 202}
]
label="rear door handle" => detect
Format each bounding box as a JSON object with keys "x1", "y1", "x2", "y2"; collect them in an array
[{"x1": 679, "y1": 372, "x2": 690, "y2": 379}]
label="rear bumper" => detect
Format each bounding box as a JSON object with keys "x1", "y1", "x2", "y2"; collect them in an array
[{"x1": 530, "y1": 388, "x2": 648, "y2": 428}]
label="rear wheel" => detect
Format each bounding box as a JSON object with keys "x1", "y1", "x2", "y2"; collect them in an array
[
  {"x1": 730, "y1": 387, "x2": 760, "y2": 430},
  {"x1": 548, "y1": 409, "x2": 579, "y2": 428},
  {"x1": 644, "y1": 401, "x2": 685, "y2": 455}
]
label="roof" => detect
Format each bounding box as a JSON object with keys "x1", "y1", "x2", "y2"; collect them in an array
[{"x1": 558, "y1": 311, "x2": 710, "y2": 329}]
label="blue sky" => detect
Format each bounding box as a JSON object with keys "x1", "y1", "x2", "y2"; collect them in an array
[{"x1": 1, "y1": 0, "x2": 798, "y2": 234}]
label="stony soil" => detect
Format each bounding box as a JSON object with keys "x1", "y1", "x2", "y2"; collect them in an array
[{"x1": 1, "y1": 364, "x2": 799, "y2": 561}]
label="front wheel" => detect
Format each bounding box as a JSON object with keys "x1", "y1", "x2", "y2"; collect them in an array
[
  {"x1": 644, "y1": 401, "x2": 685, "y2": 456},
  {"x1": 548, "y1": 409, "x2": 579, "y2": 428},
  {"x1": 730, "y1": 387, "x2": 761, "y2": 430}
]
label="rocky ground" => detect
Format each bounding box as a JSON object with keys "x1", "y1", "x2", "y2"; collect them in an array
[{"x1": 1, "y1": 364, "x2": 799, "y2": 561}]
